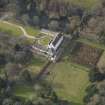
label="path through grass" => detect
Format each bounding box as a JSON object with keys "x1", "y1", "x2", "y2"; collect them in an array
[{"x1": 0, "y1": 21, "x2": 22, "y2": 36}]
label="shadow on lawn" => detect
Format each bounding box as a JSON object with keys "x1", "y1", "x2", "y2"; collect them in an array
[{"x1": 70, "y1": 102, "x2": 83, "y2": 105}]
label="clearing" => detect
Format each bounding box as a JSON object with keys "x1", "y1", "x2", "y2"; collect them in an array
[{"x1": 0, "y1": 21, "x2": 22, "y2": 36}]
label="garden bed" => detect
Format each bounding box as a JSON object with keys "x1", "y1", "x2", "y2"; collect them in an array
[{"x1": 71, "y1": 42, "x2": 103, "y2": 68}]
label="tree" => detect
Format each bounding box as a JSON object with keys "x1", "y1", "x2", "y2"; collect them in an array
[
  {"x1": 48, "y1": 20, "x2": 59, "y2": 31},
  {"x1": 4, "y1": 63, "x2": 22, "y2": 81},
  {"x1": 21, "y1": 14, "x2": 30, "y2": 25},
  {"x1": 97, "y1": 80, "x2": 105, "y2": 96},
  {"x1": 0, "y1": 54, "x2": 6, "y2": 66},
  {"x1": 19, "y1": 70, "x2": 32, "y2": 83},
  {"x1": 0, "y1": 0, "x2": 9, "y2": 8},
  {"x1": 2, "y1": 98, "x2": 13, "y2": 105},
  {"x1": 32, "y1": 16, "x2": 40, "y2": 26},
  {"x1": 89, "y1": 67, "x2": 105, "y2": 82},
  {"x1": 99, "y1": 30, "x2": 105, "y2": 44}
]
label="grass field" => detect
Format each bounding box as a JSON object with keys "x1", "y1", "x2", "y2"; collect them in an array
[
  {"x1": 39, "y1": 35, "x2": 53, "y2": 46},
  {"x1": 59, "y1": 0, "x2": 100, "y2": 9},
  {"x1": 0, "y1": 21, "x2": 40, "y2": 37},
  {"x1": 24, "y1": 26, "x2": 40, "y2": 36},
  {"x1": 0, "y1": 21, "x2": 52, "y2": 45},
  {"x1": 13, "y1": 84, "x2": 36, "y2": 100},
  {"x1": 48, "y1": 61, "x2": 90, "y2": 105}
]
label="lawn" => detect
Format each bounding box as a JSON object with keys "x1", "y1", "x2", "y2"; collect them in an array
[
  {"x1": 0, "y1": 68, "x2": 5, "y2": 77},
  {"x1": 39, "y1": 35, "x2": 53, "y2": 46},
  {"x1": 0, "y1": 21, "x2": 40, "y2": 37},
  {"x1": 13, "y1": 84, "x2": 36, "y2": 100},
  {"x1": 59, "y1": 0, "x2": 100, "y2": 9},
  {"x1": 48, "y1": 61, "x2": 90, "y2": 105},
  {"x1": 27, "y1": 57, "x2": 48, "y2": 76},
  {"x1": 6, "y1": 19, "x2": 40, "y2": 37},
  {"x1": 24, "y1": 26, "x2": 40, "y2": 36},
  {"x1": 0, "y1": 21, "x2": 52, "y2": 45},
  {"x1": 0, "y1": 21, "x2": 22, "y2": 36}
]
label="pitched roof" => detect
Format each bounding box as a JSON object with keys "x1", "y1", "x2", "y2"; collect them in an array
[{"x1": 52, "y1": 33, "x2": 63, "y2": 46}]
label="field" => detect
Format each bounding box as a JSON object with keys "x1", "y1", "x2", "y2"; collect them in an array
[
  {"x1": 27, "y1": 57, "x2": 48, "y2": 77},
  {"x1": 24, "y1": 26, "x2": 40, "y2": 36},
  {"x1": 48, "y1": 61, "x2": 90, "y2": 105},
  {"x1": 0, "y1": 21, "x2": 40, "y2": 37},
  {"x1": 0, "y1": 21, "x2": 53, "y2": 46},
  {"x1": 13, "y1": 84, "x2": 36, "y2": 100},
  {"x1": 58, "y1": 0, "x2": 100, "y2": 9},
  {"x1": 0, "y1": 21, "x2": 22, "y2": 36},
  {"x1": 71, "y1": 42, "x2": 103, "y2": 68}
]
